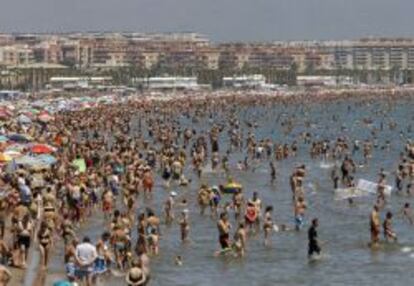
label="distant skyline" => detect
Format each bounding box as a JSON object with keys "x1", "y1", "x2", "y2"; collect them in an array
[{"x1": 1, "y1": 0, "x2": 413, "y2": 42}]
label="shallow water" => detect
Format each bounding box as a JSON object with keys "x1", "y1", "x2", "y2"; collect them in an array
[{"x1": 47, "y1": 97, "x2": 414, "y2": 286}]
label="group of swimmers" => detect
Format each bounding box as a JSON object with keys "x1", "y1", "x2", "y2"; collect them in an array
[{"x1": 0, "y1": 88, "x2": 412, "y2": 286}]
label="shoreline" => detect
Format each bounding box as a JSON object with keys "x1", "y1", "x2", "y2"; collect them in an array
[
  {"x1": 4, "y1": 86, "x2": 414, "y2": 116},
  {"x1": 104, "y1": 86, "x2": 414, "y2": 111}
]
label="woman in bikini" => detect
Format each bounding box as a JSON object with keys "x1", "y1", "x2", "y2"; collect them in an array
[{"x1": 37, "y1": 221, "x2": 52, "y2": 270}]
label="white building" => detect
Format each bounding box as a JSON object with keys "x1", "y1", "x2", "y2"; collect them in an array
[
  {"x1": 134, "y1": 77, "x2": 204, "y2": 90},
  {"x1": 223, "y1": 74, "x2": 266, "y2": 89},
  {"x1": 296, "y1": 75, "x2": 353, "y2": 87},
  {"x1": 48, "y1": 76, "x2": 113, "y2": 90}
]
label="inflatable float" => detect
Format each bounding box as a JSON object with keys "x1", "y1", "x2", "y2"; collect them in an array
[{"x1": 222, "y1": 182, "x2": 242, "y2": 194}]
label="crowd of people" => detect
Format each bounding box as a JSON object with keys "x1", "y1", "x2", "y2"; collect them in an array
[{"x1": 0, "y1": 88, "x2": 412, "y2": 285}]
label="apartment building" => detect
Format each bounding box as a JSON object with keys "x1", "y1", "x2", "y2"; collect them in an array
[
  {"x1": 6, "y1": 33, "x2": 414, "y2": 77},
  {"x1": 33, "y1": 40, "x2": 63, "y2": 64},
  {"x1": 0, "y1": 45, "x2": 34, "y2": 66},
  {"x1": 0, "y1": 34, "x2": 14, "y2": 46},
  {"x1": 91, "y1": 36, "x2": 129, "y2": 67},
  {"x1": 195, "y1": 48, "x2": 220, "y2": 70}
]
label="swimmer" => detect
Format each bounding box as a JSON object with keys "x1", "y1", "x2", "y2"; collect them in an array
[
  {"x1": 294, "y1": 197, "x2": 307, "y2": 231},
  {"x1": 175, "y1": 255, "x2": 183, "y2": 266},
  {"x1": 269, "y1": 161, "x2": 276, "y2": 183},
  {"x1": 164, "y1": 192, "x2": 176, "y2": 224},
  {"x1": 217, "y1": 212, "x2": 231, "y2": 250},
  {"x1": 198, "y1": 185, "x2": 211, "y2": 216},
  {"x1": 377, "y1": 173, "x2": 387, "y2": 206},
  {"x1": 179, "y1": 210, "x2": 190, "y2": 242},
  {"x1": 383, "y1": 211, "x2": 397, "y2": 242},
  {"x1": 233, "y1": 223, "x2": 247, "y2": 257},
  {"x1": 232, "y1": 189, "x2": 244, "y2": 222},
  {"x1": 401, "y1": 203, "x2": 414, "y2": 224},
  {"x1": 263, "y1": 206, "x2": 274, "y2": 246},
  {"x1": 308, "y1": 218, "x2": 321, "y2": 258}
]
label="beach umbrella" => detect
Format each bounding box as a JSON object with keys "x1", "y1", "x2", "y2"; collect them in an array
[
  {"x1": 31, "y1": 101, "x2": 47, "y2": 108},
  {"x1": 38, "y1": 112, "x2": 54, "y2": 123},
  {"x1": 0, "y1": 153, "x2": 12, "y2": 162},
  {"x1": 78, "y1": 97, "x2": 91, "y2": 102},
  {"x1": 17, "y1": 114, "x2": 32, "y2": 124},
  {"x1": 81, "y1": 102, "x2": 92, "y2": 109},
  {"x1": 8, "y1": 134, "x2": 32, "y2": 143},
  {"x1": 36, "y1": 154, "x2": 57, "y2": 165},
  {"x1": 0, "y1": 110, "x2": 11, "y2": 121},
  {"x1": 30, "y1": 144, "x2": 55, "y2": 154},
  {"x1": 5, "y1": 143, "x2": 27, "y2": 152},
  {"x1": 3, "y1": 150, "x2": 22, "y2": 158},
  {"x1": 0, "y1": 106, "x2": 12, "y2": 115},
  {"x1": 25, "y1": 108, "x2": 40, "y2": 115},
  {"x1": 15, "y1": 155, "x2": 42, "y2": 166},
  {"x1": 72, "y1": 158, "x2": 86, "y2": 173}
]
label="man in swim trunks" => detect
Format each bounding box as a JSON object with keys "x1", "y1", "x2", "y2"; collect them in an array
[
  {"x1": 217, "y1": 212, "x2": 231, "y2": 250},
  {"x1": 75, "y1": 236, "x2": 98, "y2": 286}
]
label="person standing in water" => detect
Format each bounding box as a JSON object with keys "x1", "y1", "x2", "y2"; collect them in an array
[
  {"x1": 217, "y1": 212, "x2": 231, "y2": 250},
  {"x1": 308, "y1": 218, "x2": 321, "y2": 258},
  {"x1": 179, "y1": 210, "x2": 190, "y2": 242},
  {"x1": 269, "y1": 161, "x2": 276, "y2": 183},
  {"x1": 263, "y1": 206, "x2": 274, "y2": 246},
  {"x1": 370, "y1": 205, "x2": 381, "y2": 247},
  {"x1": 164, "y1": 192, "x2": 176, "y2": 224},
  {"x1": 331, "y1": 166, "x2": 340, "y2": 190},
  {"x1": 250, "y1": 192, "x2": 262, "y2": 232},
  {"x1": 294, "y1": 197, "x2": 307, "y2": 231},
  {"x1": 233, "y1": 223, "x2": 247, "y2": 257},
  {"x1": 383, "y1": 211, "x2": 397, "y2": 242},
  {"x1": 377, "y1": 172, "x2": 387, "y2": 206},
  {"x1": 401, "y1": 202, "x2": 413, "y2": 224}
]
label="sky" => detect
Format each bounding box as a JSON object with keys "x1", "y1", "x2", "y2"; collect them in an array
[{"x1": 0, "y1": 0, "x2": 413, "y2": 42}]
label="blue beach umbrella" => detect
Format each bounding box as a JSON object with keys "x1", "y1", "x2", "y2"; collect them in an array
[
  {"x1": 8, "y1": 134, "x2": 32, "y2": 143},
  {"x1": 14, "y1": 155, "x2": 42, "y2": 166},
  {"x1": 17, "y1": 114, "x2": 32, "y2": 124},
  {"x1": 36, "y1": 154, "x2": 58, "y2": 165}
]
